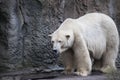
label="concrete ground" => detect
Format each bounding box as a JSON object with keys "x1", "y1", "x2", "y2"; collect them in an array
[
  {"x1": 0, "y1": 68, "x2": 120, "y2": 80},
  {"x1": 21, "y1": 71, "x2": 108, "y2": 80}
]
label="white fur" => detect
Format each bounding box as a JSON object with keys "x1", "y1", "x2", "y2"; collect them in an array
[{"x1": 50, "y1": 13, "x2": 119, "y2": 76}]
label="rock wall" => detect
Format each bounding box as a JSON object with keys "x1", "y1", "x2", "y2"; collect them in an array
[
  {"x1": 0, "y1": 0, "x2": 120, "y2": 72},
  {"x1": 0, "y1": 0, "x2": 23, "y2": 71}
]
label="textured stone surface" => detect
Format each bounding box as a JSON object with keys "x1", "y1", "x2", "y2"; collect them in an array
[
  {"x1": 0, "y1": 0, "x2": 120, "y2": 73},
  {"x1": 0, "y1": 0, "x2": 23, "y2": 71}
]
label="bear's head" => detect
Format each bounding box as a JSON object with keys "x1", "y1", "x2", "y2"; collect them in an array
[{"x1": 49, "y1": 30, "x2": 74, "y2": 54}]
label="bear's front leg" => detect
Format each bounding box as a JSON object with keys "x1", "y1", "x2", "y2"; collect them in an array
[
  {"x1": 74, "y1": 48, "x2": 92, "y2": 76},
  {"x1": 60, "y1": 49, "x2": 74, "y2": 75},
  {"x1": 73, "y1": 34, "x2": 92, "y2": 76}
]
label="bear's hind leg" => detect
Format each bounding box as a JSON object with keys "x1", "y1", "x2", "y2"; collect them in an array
[
  {"x1": 61, "y1": 49, "x2": 74, "y2": 75},
  {"x1": 101, "y1": 48, "x2": 118, "y2": 73}
]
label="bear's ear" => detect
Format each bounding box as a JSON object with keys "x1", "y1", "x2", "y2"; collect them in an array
[{"x1": 65, "y1": 35, "x2": 70, "y2": 39}]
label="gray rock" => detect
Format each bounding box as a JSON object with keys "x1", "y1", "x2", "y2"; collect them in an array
[{"x1": 0, "y1": 0, "x2": 120, "y2": 73}]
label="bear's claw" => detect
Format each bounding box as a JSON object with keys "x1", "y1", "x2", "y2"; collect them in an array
[{"x1": 74, "y1": 71, "x2": 89, "y2": 76}]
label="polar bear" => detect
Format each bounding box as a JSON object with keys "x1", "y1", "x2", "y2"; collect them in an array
[{"x1": 49, "y1": 13, "x2": 119, "y2": 76}]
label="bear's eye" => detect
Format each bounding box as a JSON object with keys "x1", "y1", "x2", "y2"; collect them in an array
[
  {"x1": 58, "y1": 40, "x2": 62, "y2": 43},
  {"x1": 51, "y1": 41, "x2": 54, "y2": 43}
]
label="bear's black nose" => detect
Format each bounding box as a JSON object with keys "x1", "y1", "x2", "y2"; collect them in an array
[{"x1": 53, "y1": 49, "x2": 57, "y2": 53}]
